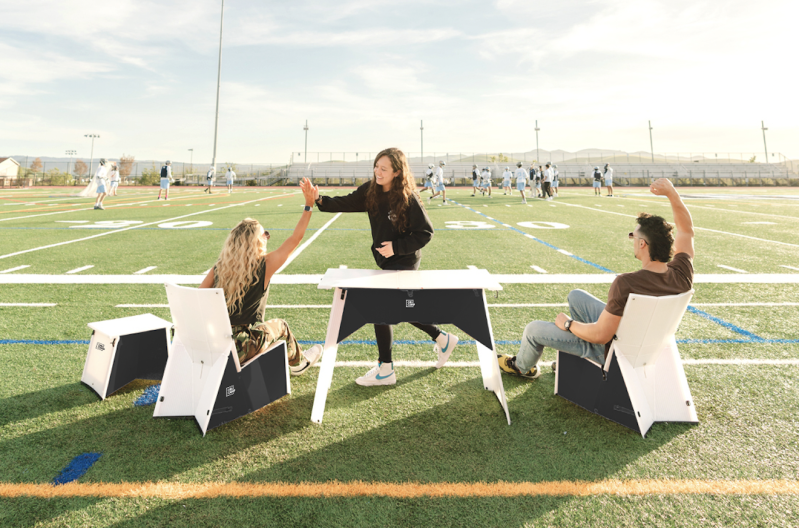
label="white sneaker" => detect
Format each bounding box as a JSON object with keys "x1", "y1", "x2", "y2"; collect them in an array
[
  {"x1": 434, "y1": 332, "x2": 459, "y2": 368},
  {"x1": 356, "y1": 361, "x2": 396, "y2": 386},
  {"x1": 289, "y1": 344, "x2": 323, "y2": 376}
]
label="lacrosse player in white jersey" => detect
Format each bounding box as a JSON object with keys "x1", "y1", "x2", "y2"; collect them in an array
[
  {"x1": 421, "y1": 163, "x2": 434, "y2": 194},
  {"x1": 515, "y1": 161, "x2": 529, "y2": 204},
  {"x1": 481, "y1": 167, "x2": 493, "y2": 197},
  {"x1": 502, "y1": 167, "x2": 513, "y2": 195},
  {"x1": 428, "y1": 160, "x2": 448, "y2": 205},
  {"x1": 471, "y1": 164, "x2": 480, "y2": 196}
]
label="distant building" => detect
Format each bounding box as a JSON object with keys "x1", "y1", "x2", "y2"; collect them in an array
[{"x1": 0, "y1": 157, "x2": 20, "y2": 178}]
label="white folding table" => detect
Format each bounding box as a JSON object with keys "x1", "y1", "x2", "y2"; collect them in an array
[{"x1": 310, "y1": 268, "x2": 511, "y2": 424}]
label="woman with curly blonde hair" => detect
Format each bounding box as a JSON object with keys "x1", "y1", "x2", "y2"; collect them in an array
[
  {"x1": 200, "y1": 178, "x2": 322, "y2": 374},
  {"x1": 313, "y1": 147, "x2": 460, "y2": 386}
]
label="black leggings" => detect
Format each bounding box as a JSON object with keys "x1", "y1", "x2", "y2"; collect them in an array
[
  {"x1": 542, "y1": 181, "x2": 552, "y2": 198},
  {"x1": 375, "y1": 261, "x2": 442, "y2": 363}
]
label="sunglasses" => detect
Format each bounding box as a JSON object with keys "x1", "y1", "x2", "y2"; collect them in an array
[
  {"x1": 628, "y1": 232, "x2": 648, "y2": 244},
  {"x1": 262, "y1": 231, "x2": 270, "y2": 240}
]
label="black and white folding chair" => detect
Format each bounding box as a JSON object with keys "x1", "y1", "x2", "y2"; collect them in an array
[
  {"x1": 153, "y1": 283, "x2": 290, "y2": 436},
  {"x1": 555, "y1": 290, "x2": 698, "y2": 437}
]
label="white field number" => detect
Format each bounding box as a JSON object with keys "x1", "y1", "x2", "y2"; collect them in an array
[
  {"x1": 517, "y1": 221, "x2": 570, "y2": 229},
  {"x1": 158, "y1": 221, "x2": 213, "y2": 229},
  {"x1": 445, "y1": 221, "x2": 495, "y2": 229}
]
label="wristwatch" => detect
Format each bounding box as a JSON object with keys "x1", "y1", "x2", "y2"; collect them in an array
[
  {"x1": 303, "y1": 205, "x2": 312, "y2": 212},
  {"x1": 564, "y1": 318, "x2": 573, "y2": 333}
]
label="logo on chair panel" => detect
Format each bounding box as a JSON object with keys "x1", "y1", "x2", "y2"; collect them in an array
[
  {"x1": 406, "y1": 299, "x2": 415, "y2": 308},
  {"x1": 95, "y1": 342, "x2": 105, "y2": 351},
  {"x1": 225, "y1": 385, "x2": 235, "y2": 397}
]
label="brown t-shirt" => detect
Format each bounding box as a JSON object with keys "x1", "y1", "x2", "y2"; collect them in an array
[{"x1": 605, "y1": 252, "x2": 694, "y2": 317}]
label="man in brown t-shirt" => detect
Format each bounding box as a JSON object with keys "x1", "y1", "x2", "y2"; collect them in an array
[{"x1": 498, "y1": 178, "x2": 695, "y2": 379}]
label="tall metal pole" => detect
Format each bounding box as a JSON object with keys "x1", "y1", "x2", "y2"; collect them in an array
[
  {"x1": 85, "y1": 134, "x2": 99, "y2": 177},
  {"x1": 648, "y1": 121, "x2": 654, "y2": 163},
  {"x1": 188, "y1": 149, "x2": 193, "y2": 173},
  {"x1": 303, "y1": 120, "x2": 309, "y2": 163},
  {"x1": 66, "y1": 150, "x2": 76, "y2": 182},
  {"x1": 761, "y1": 121, "x2": 769, "y2": 164},
  {"x1": 420, "y1": 120, "x2": 424, "y2": 162},
  {"x1": 534, "y1": 120, "x2": 540, "y2": 162},
  {"x1": 211, "y1": 0, "x2": 225, "y2": 175}
]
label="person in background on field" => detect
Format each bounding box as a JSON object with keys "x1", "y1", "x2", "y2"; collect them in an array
[
  {"x1": 313, "y1": 148, "x2": 460, "y2": 386},
  {"x1": 158, "y1": 160, "x2": 173, "y2": 200},
  {"x1": 93, "y1": 158, "x2": 109, "y2": 210},
  {"x1": 541, "y1": 163, "x2": 553, "y2": 200},
  {"x1": 592, "y1": 166, "x2": 603, "y2": 196},
  {"x1": 428, "y1": 160, "x2": 448, "y2": 205},
  {"x1": 498, "y1": 178, "x2": 694, "y2": 379},
  {"x1": 604, "y1": 163, "x2": 614, "y2": 197},
  {"x1": 481, "y1": 166, "x2": 493, "y2": 197},
  {"x1": 108, "y1": 161, "x2": 120, "y2": 197},
  {"x1": 515, "y1": 161, "x2": 529, "y2": 204},
  {"x1": 551, "y1": 164, "x2": 559, "y2": 197},
  {"x1": 200, "y1": 178, "x2": 323, "y2": 374},
  {"x1": 471, "y1": 164, "x2": 481, "y2": 196},
  {"x1": 535, "y1": 165, "x2": 543, "y2": 197},
  {"x1": 226, "y1": 166, "x2": 236, "y2": 193},
  {"x1": 421, "y1": 163, "x2": 434, "y2": 195},
  {"x1": 204, "y1": 166, "x2": 215, "y2": 194},
  {"x1": 502, "y1": 166, "x2": 513, "y2": 195}
]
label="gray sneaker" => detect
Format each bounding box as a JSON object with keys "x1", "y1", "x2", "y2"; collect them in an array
[{"x1": 290, "y1": 344, "x2": 323, "y2": 376}]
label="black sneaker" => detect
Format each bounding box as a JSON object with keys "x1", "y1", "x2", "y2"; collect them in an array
[{"x1": 498, "y1": 354, "x2": 540, "y2": 379}]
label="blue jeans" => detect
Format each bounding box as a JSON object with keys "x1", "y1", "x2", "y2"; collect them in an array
[{"x1": 515, "y1": 289, "x2": 607, "y2": 371}]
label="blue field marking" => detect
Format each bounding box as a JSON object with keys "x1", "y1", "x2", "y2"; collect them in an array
[
  {"x1": 0, "y1": 339, "x2": 90, "y2": 345},
  {"x1": 134, "y1": 384, "x2": 161, "y2": 406},
  {"x1": 685, "y1": 306, "x2": 765, "y2": 341},
  {"x1": 449, "y1": 200, "x2": 615, "y2": 273},
  {"x1": 52, "y1": 453, "x2": 102, "y2": 485}
]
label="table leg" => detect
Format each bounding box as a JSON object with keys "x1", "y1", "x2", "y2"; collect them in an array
[
  {"x1": 475, "y1": 290, "x2": 511, "y2": 425},
  {"x1": 310, "y1": 288, "x2": 347, "y2": 423}
]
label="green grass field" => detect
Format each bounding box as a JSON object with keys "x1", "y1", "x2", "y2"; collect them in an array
[{"x1": 1, "y1": 184, "x2": 798, "y2": 527}]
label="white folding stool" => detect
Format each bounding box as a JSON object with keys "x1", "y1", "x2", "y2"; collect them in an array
[
  {"x1": 555, "y1": 290, "x2": 698, "y2": 437},
  {"x1": 153, "y1": 283, "x2": 290, "y2": 436}
]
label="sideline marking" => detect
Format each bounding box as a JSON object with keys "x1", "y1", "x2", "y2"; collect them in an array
[
  {"x1": 0, "y1": 265, "x2": 30, "y2": 274},
  {"x1": 530, "y1": 265, "x2": 548, "y2": 273},
  {"x1": 781, "y1": 265, "x2": 799, "y2": 272},
  {"x1": 275, "y1": 213, "x2": 342, "y2": 274},
  {"x1": 65, "y1": 265, "x2": 94, "y2": 274},
  {"x1": 133, "y1": 266, "x2": 157, "y2": 275},
  {"x1": 52, "y1": 453, "x2": 102, "y2": 486},
  {"x1": 717, "y1": 265, "x2": 747, "y2": 273},
  {"x1": 2, "y1": 479, "x2": 798, "y2": 498},
  {"x1": 0, "y1": 192, "x2": 298, "y2": 260},
  {"x1": 0, "y1": 303, "x2": 56, "y2": 307},
  {"x1": 4, "y1": 273, "x2": 799, "y2": 285}
]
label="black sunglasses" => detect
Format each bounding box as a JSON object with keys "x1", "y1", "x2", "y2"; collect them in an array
[{"x1": 262, "y1": 231, "x2": 270, "y2": 240}]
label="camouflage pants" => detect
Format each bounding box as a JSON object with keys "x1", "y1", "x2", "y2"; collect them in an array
[{"x1": 231, "y1": 318, "x2": 303, "y2": 366}]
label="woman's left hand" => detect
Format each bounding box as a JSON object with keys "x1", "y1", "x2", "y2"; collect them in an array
[{"x1": 376, "y1": 241, "x2": 394, "y2": 257}]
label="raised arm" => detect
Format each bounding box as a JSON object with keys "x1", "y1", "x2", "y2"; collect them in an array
[
  {"x1": 314, "y1": 182, "x2": 368, "y2": 213},
  {"x1": 263, "y1": 178, "x2": 317, "y2": 279},
  {"x1": 650, "y1": 178, "x2": 694, "y2": 258}
]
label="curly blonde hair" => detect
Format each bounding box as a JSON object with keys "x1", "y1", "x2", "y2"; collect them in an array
[
  {"x1": 214, "y1": 218, "x2": 267, "y2": 313},
  {"x1": 365, "y1": 147, "x2": 419, "y2": 232}
]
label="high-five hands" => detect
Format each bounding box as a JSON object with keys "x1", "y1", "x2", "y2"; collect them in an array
[
  {"x1": 299, "y1": 178, "x2": 318, "y2": 207},
  {"x1": 376, "y1": 241, "x2": 394, "y2": 258}
]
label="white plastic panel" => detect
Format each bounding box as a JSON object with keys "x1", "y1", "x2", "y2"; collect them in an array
[
  {"x1": 87, "y1": 313, "x2": 172, "y2": 338},
  {"x1": 317, "y1": 268, "x2": 502, "y2": 291},
  {"x1": 153, "y1": 340, "x2": 195, "y2": 417},
  {"x1": 165, "y1": 283, "x2": 233, "y2": 367},
  {"x1": 80, "y1": 331, "x2": 116, "y2": 400}
]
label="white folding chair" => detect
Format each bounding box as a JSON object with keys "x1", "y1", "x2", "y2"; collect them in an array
[
  {"x1": 555, "y1": 290, "x2": 698, "y2": 437},
  {"x1": 153, "y1": 283, "x2": 290, "y2": 436}
]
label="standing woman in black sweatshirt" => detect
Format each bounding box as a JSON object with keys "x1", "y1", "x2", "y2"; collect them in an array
[{"x1": 313, "y1": 147, "x2": 460, "y2": 386}]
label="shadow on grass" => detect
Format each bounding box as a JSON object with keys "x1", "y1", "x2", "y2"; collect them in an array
[
  {"x1": 0, "y1": 380, "x2": 118, "y2": 428},
  {"x1": 0, "y1": 497, "x2": 104, "y2": 527}
]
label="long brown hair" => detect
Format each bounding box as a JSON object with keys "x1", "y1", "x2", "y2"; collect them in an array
[
  {"x1": 214, "y1": 218, "x2": 267, "y2": 313},
  {"x1": 365, "y1": 147, "x2": 419, "y2": 232}
]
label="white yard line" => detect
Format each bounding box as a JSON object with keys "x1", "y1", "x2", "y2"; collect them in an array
[
  {"x1": 0, "y1": 303, "x2": 56, "y2": 307},
  {"x1": 0, "y1": 265, "x2": 30, "y2": 274},
  {"x1": 275, "y1": 213, "x2": 342, "y2": 274},
  {"x1": 5, "y1": 273, "x2": 799, "y2": 285},
  {"x1": 0, "y1": 192, "x2": 298, "y2": 261},
  {"x1": 65, "y1": 265, "x2": 94, "y2": 274},
  {"x1": 319, "y1": 359, "x2": 799, "y2": 368},
  {"x1": 133, "y1": 266, "x2": 158, "y2": 275},
  {"x1": 780, "y1": 265, "x2": 799, "y2": 272},
  {"x1": 467, "y1": 265, "x2": 478, "y2": 270},
  {"x1": 717, "y1": 264, "x2": 748, "y2": 273},
  {"x1": 629, "y1": 198, "x2": 799, "y2": 220},
  {"x1": 530, "y1": 265, "x2": 548, "y2": 273},
  {"x1": 560, "y1": 202, "x2": 799, "y2": 248},
  {"x1": 115, "y1": 303, "x2": 334, "y2": 309}
]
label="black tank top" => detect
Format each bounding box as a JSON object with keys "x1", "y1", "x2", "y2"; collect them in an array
[{"x1": 215, "y1": 259, "x2": 270, "y2": 326}]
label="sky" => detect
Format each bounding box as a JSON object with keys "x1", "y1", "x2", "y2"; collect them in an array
[{"x1": 2, "y1": 0, "x2": 798, "y2": 165}]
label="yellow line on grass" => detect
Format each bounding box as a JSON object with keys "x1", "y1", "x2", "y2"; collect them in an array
[{"x1": 1, "y1": 480, "x2": 797, "y2": 499}]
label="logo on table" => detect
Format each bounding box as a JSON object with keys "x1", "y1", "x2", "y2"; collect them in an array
[
  {"x1": 226, "y1": 385, "x2": 235, "y2": 397},
  {"x1": 406, "y1": 299, "x2": 415, "y2": 308},
  {"x1": 95, "y1": 342, "x2": 105, "y2": 351}
]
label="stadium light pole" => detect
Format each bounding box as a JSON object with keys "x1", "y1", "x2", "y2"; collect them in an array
[
  {"x1": 210, "y1": 0, "x2": 225, "y2": 175},
  {"x1": 84, "y1": 134, "x2": 99, "y2": 177},
  {"x1": 648, "y1": 121, "x2": 654, "y2": 163},
  {"x1": 761, "y1": 121, "x2": 769, "y2": 164},
  {"x1": 303, "y1": 120, "x2": 309, "y2": 163},
  {"x1": 534, "y1": 120, "x2": 540, "y2": 162},
  {"x1": 420, "y1": 120, "x2": 424, "y2": 163},
  {"x1": 188, "y1": 149, "x2": 193, "y2": 174},
  {"x1": 65, "y1": 150, "x2": 76, "y2": 180}
]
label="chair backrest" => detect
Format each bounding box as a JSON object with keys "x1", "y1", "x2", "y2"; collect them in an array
[
  {"x1": 165, "y1": 283, "x2": 235, "y2": 367},
  {"x1": 613, "y1": 290, "x2": 694, "y2": 369}
]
